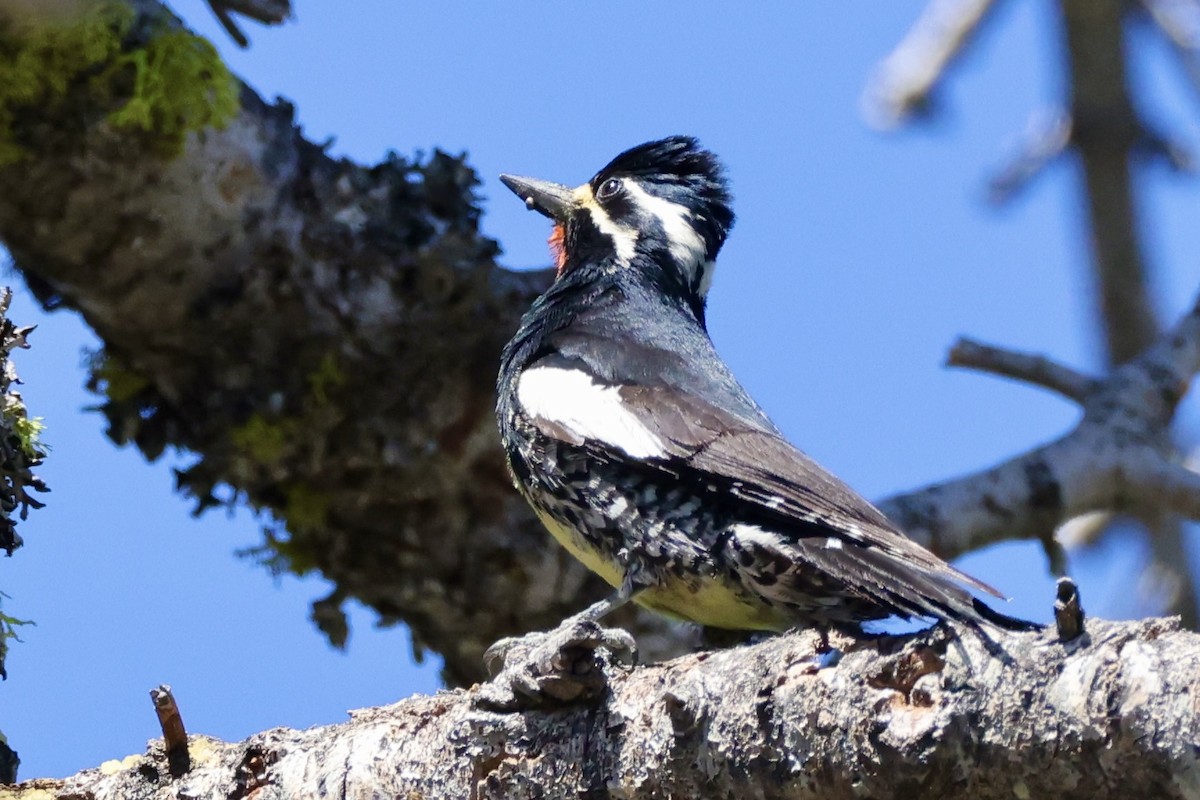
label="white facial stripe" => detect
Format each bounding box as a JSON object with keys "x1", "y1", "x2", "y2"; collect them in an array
[
  {"x1": 697, "y1": 259, "x2": 717, "y2": 297},
  {"x1": 623, "y1": 183, "x2": 709, "y2": 274},
  {"x1": 575, "y1": 184, "x2": 637, "y2": 265},
  {"x1": 516, "y1": 365, "x2": 666, "y2": 458}
]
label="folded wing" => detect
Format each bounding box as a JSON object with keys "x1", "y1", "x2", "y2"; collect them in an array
[{"x1": 517, "y1": 352, "x2": 1022, "y2": 628}]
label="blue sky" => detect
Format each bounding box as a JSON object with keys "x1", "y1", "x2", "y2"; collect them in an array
[{"x1": 3, "y1": 1, "x2": 1199, "y2": 779}]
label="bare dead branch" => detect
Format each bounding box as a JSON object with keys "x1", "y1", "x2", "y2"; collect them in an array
[
  {"x1": 1140, "y1": 0, "x2": 1200, "y2": 105},
  {"x1": 1138, "y1": 123, "x2": 1197, "y2": 171},
  {"x1": 987, "y1": 111, "x2": 1192, "y2": 203},
  {"x1": 1053, "y1": 576, "x2": 1086, "y2": 639},
  {"x1": 149, "y1": 685, "x2": 190, "y2": 777},
  {"x1": 871, "y1": 0, "x2": 1199, "y2": 622},
  {"x1": 207, "y1": 3, "x2": 248, "y2": 48},
  {"x1": 1059, "y1": 0, "x2": 1159, "y2": 364},
  {"x1": 1132, "y1": 463, "x2": 1200, "y2": 525},
  {"x1": 211, "y1": 0, "x2": 289, "y2": 24},
  {"x1": 1142, "y1": 514, "x2": 1200, "y2": 628},
  {"x1": 204, "y1": 0, "x2": 290, "y2": 48},
  {"x1": 863, "y1": 0, "x2": 1005, "y2": 128},
  {"x1": 1055, "y1": 509, "x2": 1114, "y2": 547},
  {"x1": 988, "y1": 109, "x2": 1073, "y2": 204},
  {"x1": 879, "y1": 292, "x2": 1200, "y2": 558},
  {"x1": 946, "y1": 335, "x2": 1099, "y2": 401}
]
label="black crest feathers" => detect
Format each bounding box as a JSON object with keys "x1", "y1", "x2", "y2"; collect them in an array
[{"x1": 592, "y1": 136, "x2": 735, "y2": 253}]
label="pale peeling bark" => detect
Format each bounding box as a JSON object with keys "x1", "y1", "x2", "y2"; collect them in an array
[{"x1": 6, "y1": 619, "x2": 1200, "y2": 799}]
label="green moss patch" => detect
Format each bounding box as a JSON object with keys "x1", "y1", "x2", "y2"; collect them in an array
[{"x1": 0, "y1": 2, "x2": 238, "y2": 165}]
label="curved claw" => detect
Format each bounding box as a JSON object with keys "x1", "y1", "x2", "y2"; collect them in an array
[
  {"x1": 580, "y1": 623, "x2": 637, "y2": 665},
  {"x1": 483, "y1": 635, "x2": 522, "y2": 678},
  {"x1": 474, "y1": 618, "x2": 639, "y2": 711}
]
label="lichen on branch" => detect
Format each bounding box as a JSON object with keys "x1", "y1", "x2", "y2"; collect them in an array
[
  {"x1": 0, "y1": 285, "x2": 47, "y2": 684},
  {"x1": 0, "y1": 288, "x2": 45, "y2": 557},
  {"x1": 0, "y1": 0, "x2": 237, "y2": 165}
]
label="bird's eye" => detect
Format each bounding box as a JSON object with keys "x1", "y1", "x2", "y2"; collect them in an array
[{"x1": 597, "y1": 178, "x2": 622, "y2": 200}]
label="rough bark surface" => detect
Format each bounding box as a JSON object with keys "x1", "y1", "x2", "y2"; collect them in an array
[
  {"x1": 0, "y1": 0, "x2": 650, "y2": 686},
  {"x1": 3, "y1": 3, "x2": 1200, "y2": 795},
  {"x1": 5, "y1": 618, "x2": 1200, "y2": 799},
  {"x1": 2, "y1": 0, "x2": 1200, "y2": 688}
]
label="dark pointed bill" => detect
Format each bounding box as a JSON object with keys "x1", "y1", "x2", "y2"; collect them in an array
[{"x1": 499, "y1": 174, "x2": 578, "y2": 222}]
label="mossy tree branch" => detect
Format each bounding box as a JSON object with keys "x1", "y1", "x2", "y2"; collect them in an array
[{"x1": 0, "y1": 0, "x2": 623, "y2": 687}]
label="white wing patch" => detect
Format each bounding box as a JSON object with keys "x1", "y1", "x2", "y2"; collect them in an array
[
  {"x1": 734, "y1": 525, "x2": 850, "y2": 553},
  {"x1": 732, "y1": 523, "x2": 785, "y2": 550},
  {"x1": 516, "y1": 365, "x2": 667, "y2": 458},
  {"x1": 624, "y1": 183, "x2": 709, "y2": 277}
]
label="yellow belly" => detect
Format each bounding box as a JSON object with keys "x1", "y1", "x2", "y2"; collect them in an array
[{"x1": 534, "y1": 508, "x2": 788, "y2": 631}]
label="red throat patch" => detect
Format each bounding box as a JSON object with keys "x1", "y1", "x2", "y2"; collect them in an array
[{"x1": 548, "y1": 224, "x2": 567, "y2": 276}]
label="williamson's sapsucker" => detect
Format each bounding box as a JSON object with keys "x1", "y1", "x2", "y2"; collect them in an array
[{"x1": 495, "y1": 136, "x2": 1033, "y2": 640}]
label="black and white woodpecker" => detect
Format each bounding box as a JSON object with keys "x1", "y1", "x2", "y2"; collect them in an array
[{"x1": 495, "y1": 136, "x2": 1032, "y2": 640}]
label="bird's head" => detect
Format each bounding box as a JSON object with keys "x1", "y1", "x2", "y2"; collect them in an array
[{"x1": 500, "y1": 136, "x2": 735, "y2": 302}]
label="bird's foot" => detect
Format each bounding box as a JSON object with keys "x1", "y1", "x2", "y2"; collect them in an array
[{"x1": 473, "y1": 617, "x2": 637, "y2": 711}]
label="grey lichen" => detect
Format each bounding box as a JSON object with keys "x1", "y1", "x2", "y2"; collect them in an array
[{"x1": 0, "y1": 288, "x2": 45, "y2": 557}]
